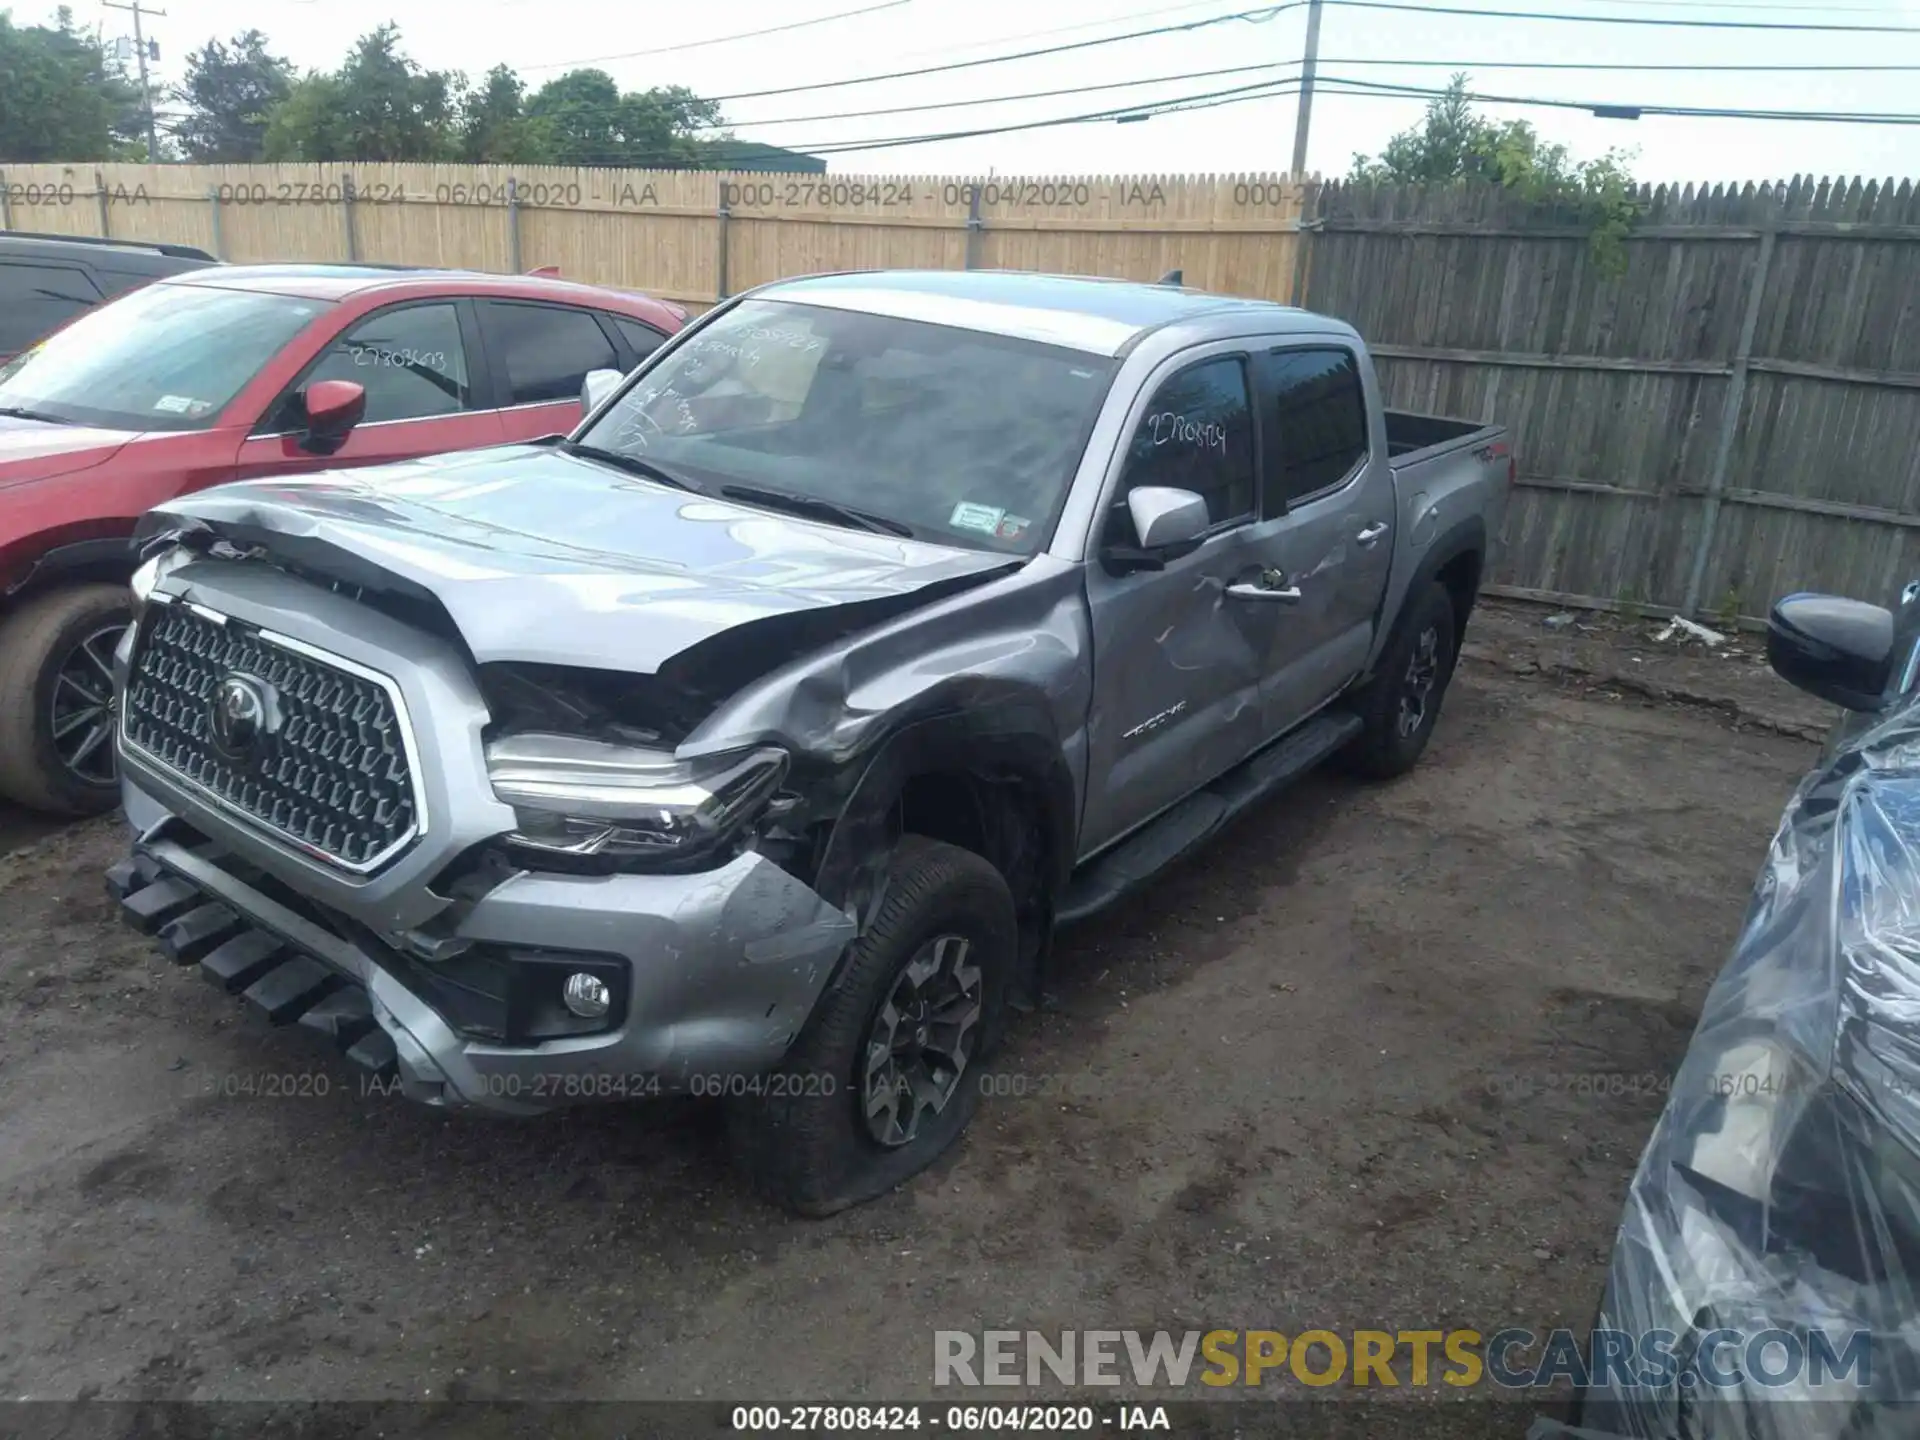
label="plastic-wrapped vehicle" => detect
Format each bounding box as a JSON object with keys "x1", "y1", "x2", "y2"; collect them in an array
[{"x1": 1562, "y1": 586, "x2": 1920, "y2": 1439}]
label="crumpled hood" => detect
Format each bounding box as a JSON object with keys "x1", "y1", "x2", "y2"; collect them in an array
[
  {"x1": 0, "y1": 414, "x2": 137, "y2": 485},
  {"x1": 139, "y1": 442, "x2": 1016, "y2": 671}
]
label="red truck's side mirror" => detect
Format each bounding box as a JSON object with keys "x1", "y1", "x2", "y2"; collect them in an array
[{"x1": 299, "y1": 379, "x2": 366, "y2": 456}]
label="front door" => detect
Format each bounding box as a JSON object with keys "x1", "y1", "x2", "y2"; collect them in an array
[
  {"x1": 235, "y1": 299, "x2": 502, "y2": 479},
  {"x1": 1247, "y1": 343, "x2": 1397, "y2": 736},
  {"x1": 1079, "y1": 352, "x2": 1269, "y2": 859}
]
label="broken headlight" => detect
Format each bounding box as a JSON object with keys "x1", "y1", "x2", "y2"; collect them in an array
[
  {"x1": 486, "y1": 732, "x2": 787, "y2": 862},
  {"x1": 129, "y1": 544, "x2": 192, "y2": 611}
]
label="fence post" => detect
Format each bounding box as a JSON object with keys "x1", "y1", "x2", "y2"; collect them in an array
[
  {"x1": 95, "y1": 170, "x2": 110, "y2": 237},
  {"x1": 506, "y1": 177, "x2": 521, "y2": 272},
  {"x1": 964, "y1": 182, "x2": 983, "y2": 269},
  {"x1": 0, "y1": 171, "x2": 11, "y2": 231},
  {"x1": 341, "y1": 173, "x2": 359, "y2": 261},
  {"x1": 1681, "y1": 216, "x2": 1779, "y2": 617},
  {"x1": 1290, "y1": 180, "x2": 1318, "y2": 306},
  {"x1": 206, "y1": 186, "x2": 224, "y2": 259},
  {"x1": 715, "y1": 185, "x2": 731, "y2": 301}
]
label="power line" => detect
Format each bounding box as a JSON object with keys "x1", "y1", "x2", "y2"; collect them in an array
[
  {"x1": 520, "y1": 0, "x2": 915, "y2": 74},
  {"x1": 705, "y1": 3, "x2": 1305, "y2": 103},
  {"x1": 708, "y1": 62, "x2": 1298, "y2": 129},
  {"x1": 893, "y1": 0, "x2": 1242, "y2": 59},
  {"x1": 679, "y1": 72, "x2": 1920, "y2": 159},
  {"x1": 1319, "y1": 0, "x2": 1920, "y2": 31},
  {"x1": 1316, "y1": 58, "x2": 1920, "y2": 71},
  {"x1": 1311, "y1": 74, "x2": 1920, "y2": 121},
  {"x1": 701, "y1": 55, "x2": 1920, "y2": 135}
]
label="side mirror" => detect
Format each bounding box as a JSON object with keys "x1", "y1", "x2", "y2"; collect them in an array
[
  {"x1": 580, "y1": 368, "x2": 623, "y2": 416},
  {"x1": 1768, "y1": 592, "x2": 1896, "y2": 712},
  {"x1": 1104, "y1": 487, "x2": 1210, "y2": 573},
  {"x1": 299, "y1": 379, "x2": 366, "y2": 456}
]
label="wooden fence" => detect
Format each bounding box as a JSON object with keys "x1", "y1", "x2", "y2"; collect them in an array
[
  {"x1": 3, "y1": 162, "x2": 1916, "y2": 620},
  {"x1": 0, "y1": 162, "x2": 1305, "y2": 315},
  {"x1": 1300, "y1": 177, "x2": 1920, "y2": 625}
]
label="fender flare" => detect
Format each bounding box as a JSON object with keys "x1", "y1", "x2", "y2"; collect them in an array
[
  {"x1": 811, "y1": 698, "x2": 1078, "y2": 926},
  {"x1": 1407, "y1": 514, "x2": 1487, "y2": 608},
  {"x1": 4, "y1": 535, "x2": 138, "y2": 599}
]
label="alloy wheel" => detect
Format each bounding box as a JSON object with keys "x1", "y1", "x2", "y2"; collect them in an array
[
  {"x1": 50, "y1": 622, "x2": 126, "y2": 786},
  {"x1": 861, "y1": 934, "x2": 983, "y2": 1148},
  {"x1": 1397, "y1": 625, "x2": 1442, "y2": 739}
]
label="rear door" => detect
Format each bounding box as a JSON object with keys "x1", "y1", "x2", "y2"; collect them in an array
[
  {"x1": 0, "y1": 261, "x2": 102, "y2": 360},
  {"x1": 1247, "y1": 342, "x2": 1396, "y2": 736},
  {"x1": 235, "y1": 298, "x2": 501, "y2": 479},
  {"x1": 474, "y1": 300, "x2": 624, "y2": 441},
  {"x1": 1078, "y1": 349, "x2": 1269, "y2": 858}
]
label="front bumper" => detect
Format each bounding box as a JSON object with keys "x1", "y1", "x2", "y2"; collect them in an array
[
  {"x1": 110, "y1": 559, "x2": 855, "y2": 1115},
  {"x1": 116, "y1": 789, "x2": 856, "y2": 1115}
]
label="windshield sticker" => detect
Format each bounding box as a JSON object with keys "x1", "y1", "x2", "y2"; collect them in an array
[
  {"x1": 153, "y1": 394, "x2": 200, "y2": 415},
  {"x1": 949, "y1": 501, "x2": 1006, "y2": 535},
  {"x1": 994, "y1": 514, "x2": 1031, "y2": 541},
  {"x1": 1146, "y1": 411, "x2": 1229, "y2": 456}
]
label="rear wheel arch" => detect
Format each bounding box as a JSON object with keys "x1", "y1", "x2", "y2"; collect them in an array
[{"x1": 1406, "y1": 516, "x2": 1486, "y2": 652}]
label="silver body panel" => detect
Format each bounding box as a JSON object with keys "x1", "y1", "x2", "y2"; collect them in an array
[{"x1": 119, "y1": 270, "x2": 1509, "y2": 1112}]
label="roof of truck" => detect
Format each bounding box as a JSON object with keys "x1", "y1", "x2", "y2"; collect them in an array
[{"x1": 754, "y1": 269, "x2": 1313, "y2": 356}]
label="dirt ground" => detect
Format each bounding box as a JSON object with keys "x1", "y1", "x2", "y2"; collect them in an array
[{"x1": 0, "y1": 601, "x2": 1822, "y2": 1430}]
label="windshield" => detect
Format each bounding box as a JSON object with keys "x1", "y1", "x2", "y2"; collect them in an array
[
  {"x1": 577, "y1": 298, "x2": 1117, "y2": 553},
  {"x1": 0, "y1": 283, "x2": 326, "y2": 432}
]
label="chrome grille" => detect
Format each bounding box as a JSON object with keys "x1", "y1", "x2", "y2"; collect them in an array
[{"x1": 121, "y1": 602, "x2": 421, "y2": 871}]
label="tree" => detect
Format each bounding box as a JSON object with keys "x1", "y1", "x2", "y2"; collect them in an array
[
  {"x1": 260, "y1": 25, "x2": 458, "y2": 161},
  {"x1": 172, "y1": 30, "x2": 293, "y2": 162},
  {"x1": 524, "y1": 70, "x2": 723, "y2": 167},
  {"x1": 458, "y1": 64, "x2": 542, "y2": 164},
  {"x1": 0, "y1": 8, "x2": 143, "y2": 161},
  {"x1": 1351, "y1": 76, "x2": 1639, "y2": 268}
]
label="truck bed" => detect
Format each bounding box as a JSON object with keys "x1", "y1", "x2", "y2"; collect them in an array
[{"x1": 1384, "y1": 409, "x2": 1501, "y2": 467}]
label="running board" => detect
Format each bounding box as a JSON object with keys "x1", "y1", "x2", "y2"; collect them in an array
[{"x1": 1056, "y1": 709, "x2": 1362, "y2": 926}]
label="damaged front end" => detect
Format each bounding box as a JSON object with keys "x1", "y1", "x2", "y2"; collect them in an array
[{"x1": 113, "y1": 451, "x2": 1078, "y2": 1109}]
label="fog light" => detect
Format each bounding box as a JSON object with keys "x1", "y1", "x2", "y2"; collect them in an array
[{"x1": 563, "y1": 971, "x2": 612, "y2": 1019}]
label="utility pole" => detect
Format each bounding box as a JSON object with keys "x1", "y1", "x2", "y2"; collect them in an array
[
  {"x1": 1290, "y1": 0, "x2": 1324, "y2": 178},
  {"x1": 103, "y1": 0, "x2": 165, "y2": 162}
]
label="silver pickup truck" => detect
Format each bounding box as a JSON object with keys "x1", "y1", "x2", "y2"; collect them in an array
[{"x1": 110, "y1": 270, "x2": 1511, "y2": 1213}]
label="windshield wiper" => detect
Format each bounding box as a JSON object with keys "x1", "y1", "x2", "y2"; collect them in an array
[
  {"x1": 560, "y1": 439, "x2": 700, "y2": 493},
  {"x1": 0, "y1": 405, "x2": 71, "y2": 425},
  {"x1": 719, "y1": 483, "x2": 913, "y2": 538}
]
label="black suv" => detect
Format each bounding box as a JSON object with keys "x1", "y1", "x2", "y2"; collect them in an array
[{"x1": 0, "y1": 232, "x2": 218, "y2": 360}]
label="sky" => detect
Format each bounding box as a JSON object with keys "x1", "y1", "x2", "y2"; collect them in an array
[{"x1": 61, "y1": 0, "x2": 1920, "y2": 183}]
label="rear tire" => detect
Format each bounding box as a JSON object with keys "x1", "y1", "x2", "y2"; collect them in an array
[
  {"x1": 1341, "y1": 580, "x2": 1457, "y2": 780},
  {"x1": 729, "y1": 835, "x2": 1016, "y2": 1216},
  {"x1": 0, "y1": 583, "x2": 132, "y2": 815}
]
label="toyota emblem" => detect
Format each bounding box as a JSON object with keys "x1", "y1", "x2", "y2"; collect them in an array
[{"x1": 208, "y1": 674, "x2": 276, "y2": 761}]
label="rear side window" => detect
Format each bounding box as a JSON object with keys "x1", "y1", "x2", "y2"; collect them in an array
[
  {"x1": 1109, "y1": 356, "x2": 1255, "y2": 539},
  {"x1": 1260, "y1": 346, "x2": 1370, "y2": 509},
  {"x1": 0, "y1": 262, "x2": 102, "y2": 354},
  {"x1": 612, "y1": 316, "x2": 666, "y2": 362},
  {"x1": 481, "y1": 301, "x2": 619, "y2": 405}
]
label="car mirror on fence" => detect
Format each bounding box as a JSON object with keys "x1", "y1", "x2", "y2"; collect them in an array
[
  {"x1": 580, "y1": 368, "x2": 623, "y2": 417},
  {"x1": 299, "y1": 380, "x2": 366, "y2": 456},
  {"x1": 1767, "y1": 592, "x2": 1897, "y2": 712}
]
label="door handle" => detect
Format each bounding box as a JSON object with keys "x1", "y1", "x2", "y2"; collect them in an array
[
  {"x1": 1227, "y1": 581, "x2": 1302, "y2": 604},
  {"x1": 1355, "y1": 522, "x2": 1390, "y2": 547}
]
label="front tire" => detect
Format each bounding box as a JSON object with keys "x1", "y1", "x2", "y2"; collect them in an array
[
  {"x1": 730, "y1": 835, "x2": 1016, "y2": 1216},
  {"x1": 0, "y1": 584, "x2": 133, "y2": 815},
  {"x1": 1341, "y1": 580, "x2": 1457, "y2": 780}
]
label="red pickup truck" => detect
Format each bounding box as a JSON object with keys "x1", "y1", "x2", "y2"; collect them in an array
[{"x1": 0, "y1": 263, "x2": 684, "y2": 814}]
